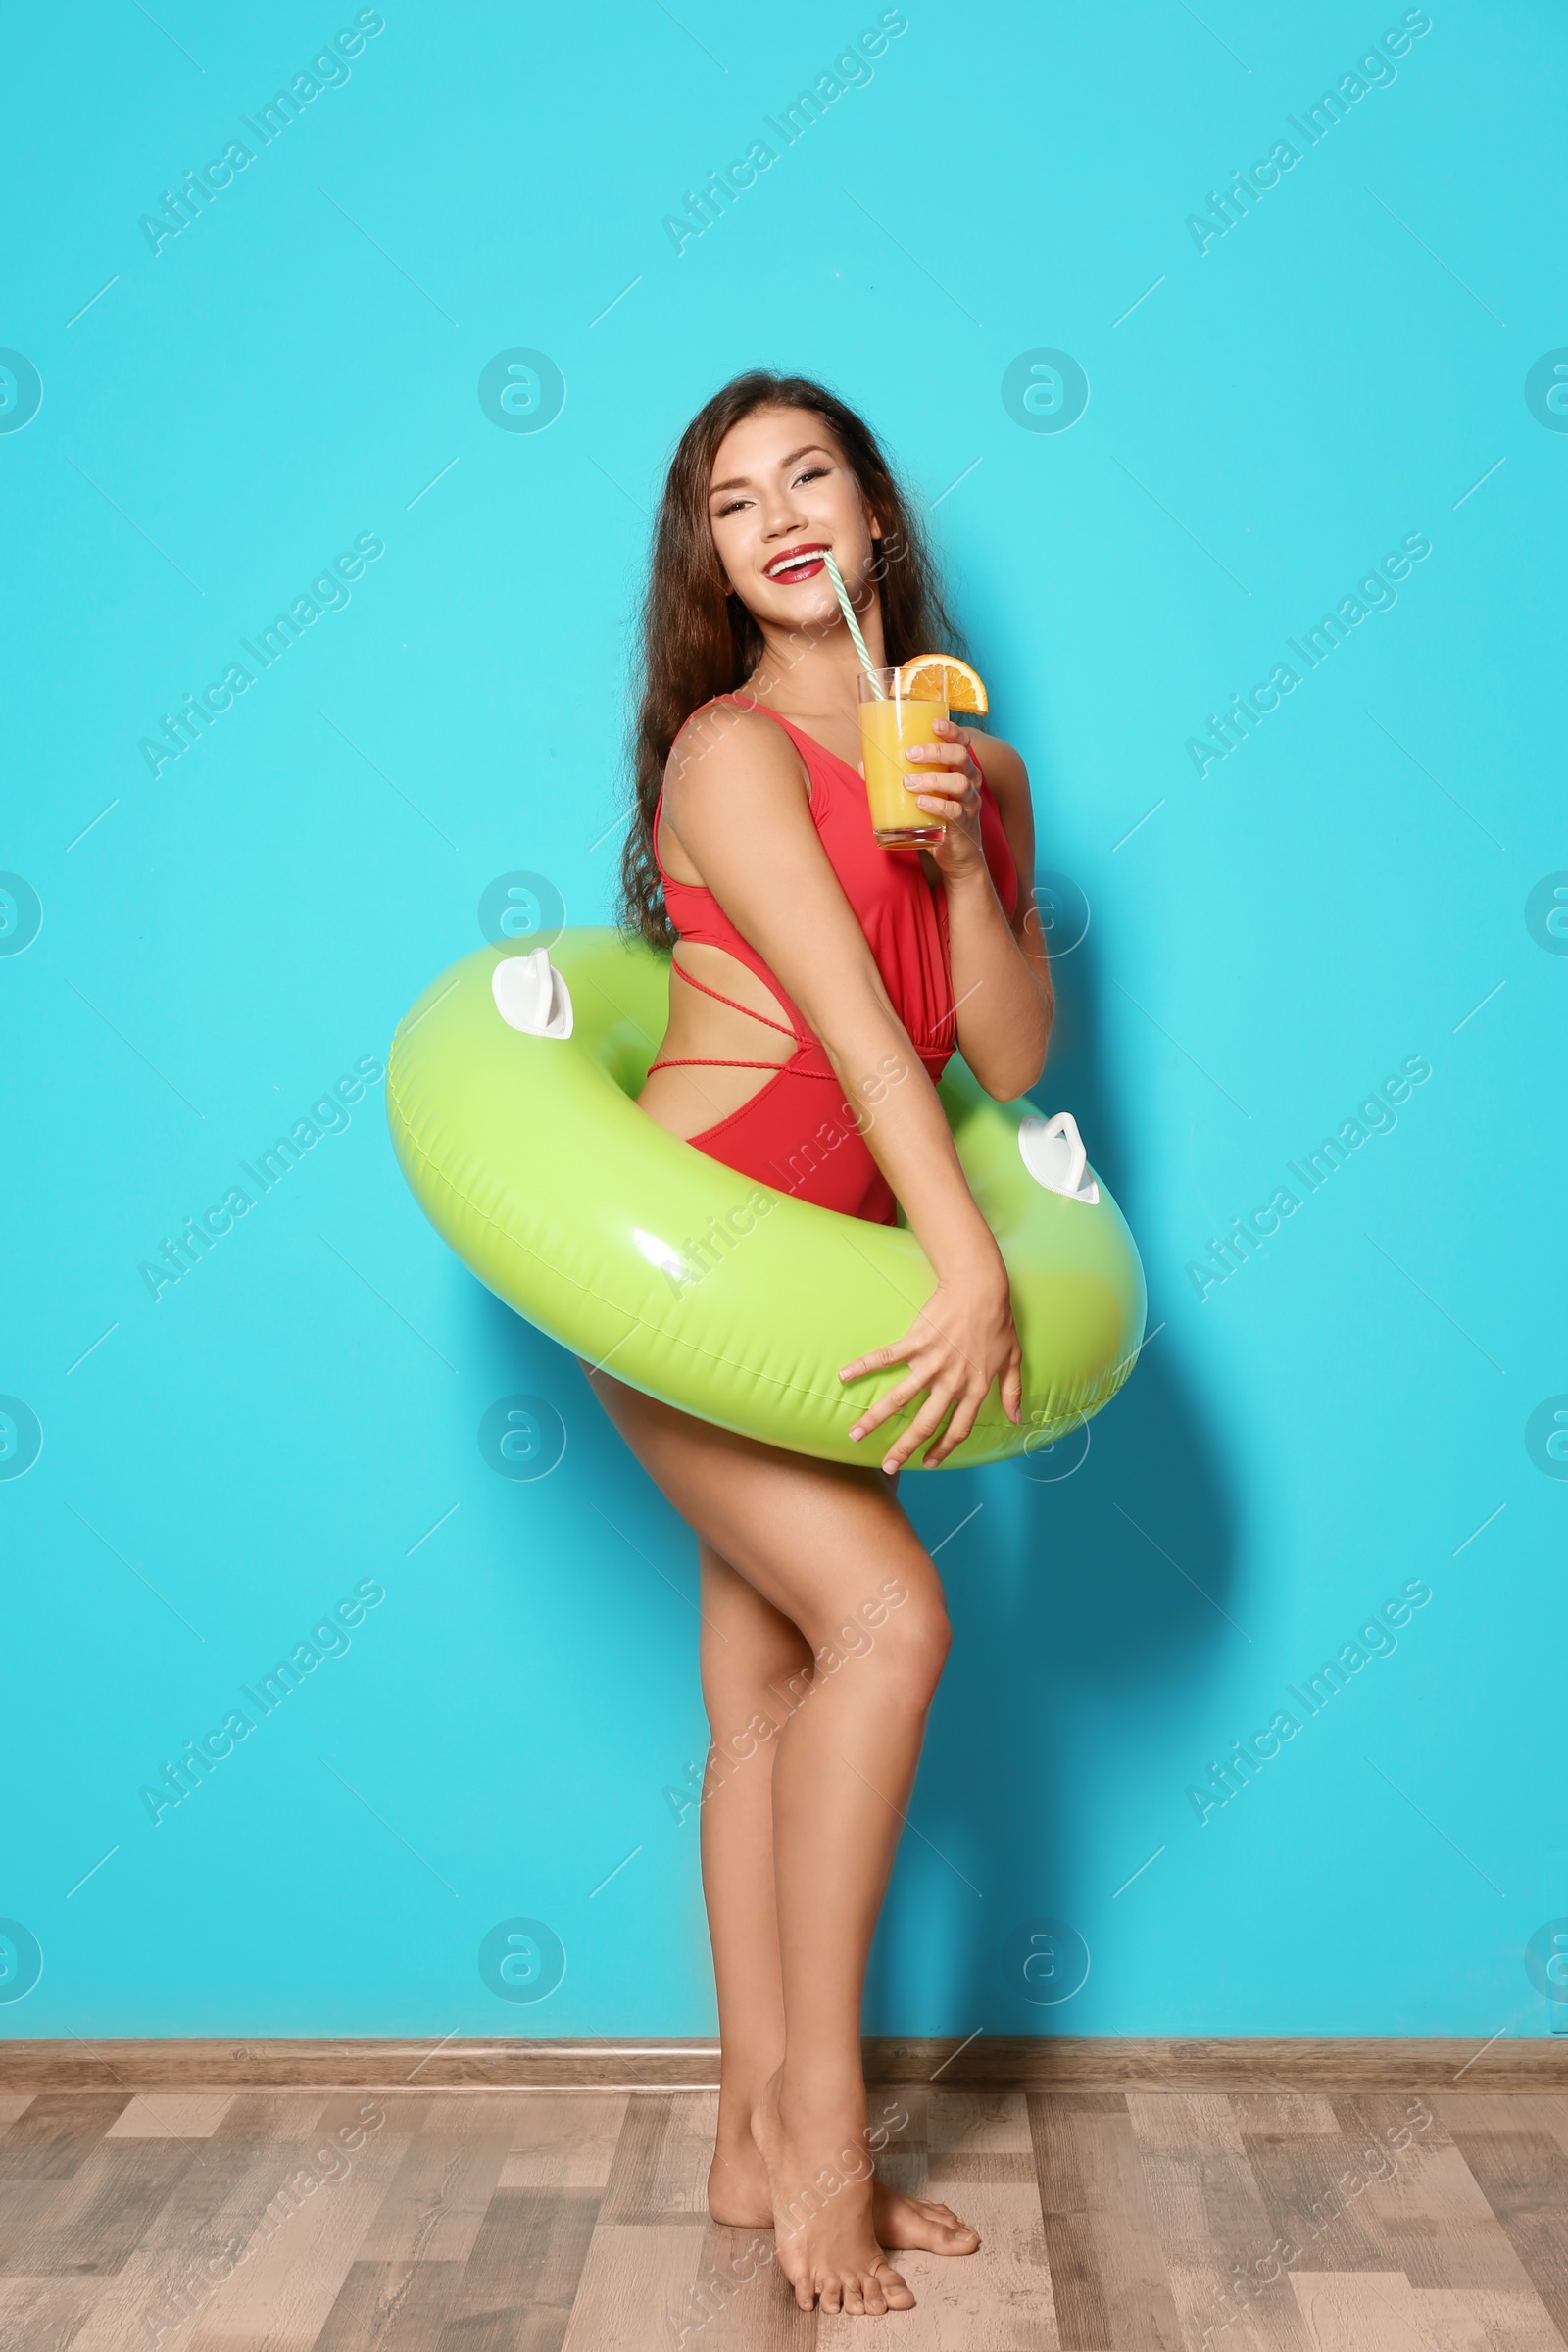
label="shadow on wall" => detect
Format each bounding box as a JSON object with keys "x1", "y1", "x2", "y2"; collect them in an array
[{"x1": 872, "y1": 901, "x2": 1239, "y2": 2036}]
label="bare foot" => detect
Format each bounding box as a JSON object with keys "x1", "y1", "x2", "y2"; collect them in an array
[
  {"x1": 874, "y1": 2182, "x2": 981, "y2": 2255},
  {"x1": 751, "y1": 2066, "x2": 919, "y2": 2314},
  {"x1": 708, "y1": 2114, "x2": 773, "y2": 2226},
  {"x1": 709, "y1": 2113, "x2": 981, "y2": 2255}
]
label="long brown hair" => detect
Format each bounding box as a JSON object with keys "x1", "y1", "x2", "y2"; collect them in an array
[{"x1": 618, "y1": 370, "x2": 962, "y2": 950}]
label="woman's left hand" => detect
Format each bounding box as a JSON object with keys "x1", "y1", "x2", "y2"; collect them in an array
[{"x1": 904, "y1": 717, "x2": 988, "y2": 882}]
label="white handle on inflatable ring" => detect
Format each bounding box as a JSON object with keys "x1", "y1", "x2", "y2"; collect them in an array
[
  {"x1": 492, "y1": 947, "x2": 573, "y2": 1039},
  {"x1": 1018, "y1": 1109, "x2": 1100, "y2": 1204}
]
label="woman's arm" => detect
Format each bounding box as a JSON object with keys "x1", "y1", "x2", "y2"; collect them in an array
[
  {"x1": 660, "y1": 705, "x2": 1021, "y2": 1470},
  {"x1": 905, "y1": 722, "x2": 1054, "y2": 1100}
]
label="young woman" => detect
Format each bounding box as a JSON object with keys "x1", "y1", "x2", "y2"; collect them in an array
[{"x1": 588, "y1": 371, "x2": 1054, "y2": 2318}]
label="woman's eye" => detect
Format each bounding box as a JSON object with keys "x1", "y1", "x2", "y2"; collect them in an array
[{"x1": 794, "y1": 467, "x2": 827, "y2": 486}]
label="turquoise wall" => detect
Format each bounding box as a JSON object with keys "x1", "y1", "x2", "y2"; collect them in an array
[{"x1": 4, "y1": 0, "x2": 1564, "y2": 2040}]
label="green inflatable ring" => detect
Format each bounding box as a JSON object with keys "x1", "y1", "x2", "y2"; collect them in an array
[{"x1": 387, "y1": 928, "x2": 1145, "y2": 1470}]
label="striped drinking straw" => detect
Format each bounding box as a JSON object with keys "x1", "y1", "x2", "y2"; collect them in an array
[{"x1": 821, "y1": 553, "x2": 884, "y2": 695}]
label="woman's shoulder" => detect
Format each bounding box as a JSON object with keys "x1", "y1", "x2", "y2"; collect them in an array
[
  {"x1": 666, "y1": 697, "x2": 807, "y2": 792},
  {"x1": 970, "y1": 728, "x2": 1029, "y2": 808},
  {"x1": 662, "y1": 699, "x2": 816, "y2": 876}
]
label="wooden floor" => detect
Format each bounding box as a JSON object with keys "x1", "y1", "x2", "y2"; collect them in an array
[{"x1": 2, "y1": 2083, "x2": 1566, "y2": 2349}]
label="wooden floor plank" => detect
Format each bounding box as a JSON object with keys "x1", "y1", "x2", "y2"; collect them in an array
[
  {"x1": 0, "y1": 2180, "x2": 65, "y2": 2276},
  {"x1": 1027, "y1": 2093, "x2": 1114, "y2": 2350},
  {"x1": 6, "y1": 2136, "x2": 208, "y2": 2278},
  {"x1": 1383, "y1": 2212, "x2": 1548, "y2": 2299},
  {"x1": 211, "y1": 2092, "x2": 337, "y2": 2145},
  {"x1": 118, "y1": 2128, "x2": 428, "y2": 2348},
  {"x1": 49, "y1": 2241, "x2": 268, "y2": 2352},
  {"x1": 1326, "y1": 2092, "x2": 1442, "y2": 2155},
  {"x1": 138, "y1": 2132, "x2": 336, "y2": 2259},
  {"x1": 883, "y1": 2087, "x2": 929, "y2": 2155},
  {"x1": 595, "y1": 2095, "x2": 679, "y2": 2228},
  {"x1": 554, "y1": 2220, "x2": 718, "y2": 2352},
  {"x1": 495, "y1": 2093, "x2": 628, "y2": 2189},
  {"x1": 317, "y1": 2093, "x2": 434, "y2": 2143},
  {"x1": 638, "y1": 2091, "x2": 723, "y2": 2226},
  {"x1": 311, "y1": 2257, "x2": 466, "y2": 2351},
  {"x1": 1428, "y1": 2094, "x2": 1564, "y2": 2138},
  {"x1": 103, "y1": 2094, "x2": 236, "y2": 2140},
  {"x1": 416, "y1": 2095, "x2": 558, "y2": 2140},
  {"x1": 182, "y1": 2113, "x2": 409, "y2": 2350},
  {"x1": 1127, "y1": 2096, "x2": 1313, "y2": 2352},
  {"x1": 1289, "y1": 2269, "x2": 1436, "y2": 2349},
  {"x1": 1033, "y1": 2095, "x2": 1185, "y2": 2350},
  {"x1": 357, "y1": 2132, "x2": 514, "y2": 2266},
  {"x1": 0, "y1": 2272, "x2": 105, "y2": 2352},
  {"x1": 98, "y1": 2138, "x2": 342, "y2": 2350},
  {"x1": 1239, "y1": 2125, "x2": 1400, "y2": 2278},
  {"x1": 1127, "y1": 2091, "x2": 1249, "y2": 2159},
  {"x1": 594, "y1": 2092, "x2": 720, "y2": 2227},
  {"x1": 1337, "y1": 2116, "x2": 1533, "y2": 2296},
  {"x1": 1407, "y1": 2284, "x2": 1568, "y2": 2351},
  {"x1": 1227, "y1": 2097, "x2": 1341, "y2": 2139},
  {"x1": 1287, "y1": 2267, "x2": 1568, "y2": 2352},
  {"x1": 926, "y1": 2149, "x2": 1036, "y2": 2184},
  {"x1": 1165, "y1": 2261, "x2": 1314, "y2": 2352},
  {"x1": 927, "y1": 2090, "x2": 1035, "y2": 2156},
  {"x1": 0, "y1": 2092, "x2": 131, "y2": 2183},
  {"x1": 1441, "y1": 2121, "x2": 1568, "y2": 2342},
  {"x1": 440, "y1": 2185, "x2": 603, "y2": 2352}
]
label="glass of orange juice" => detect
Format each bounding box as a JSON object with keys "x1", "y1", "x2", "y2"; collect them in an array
[{"x1": 857, "y1": 667, "x2": 948, "y2": 848}]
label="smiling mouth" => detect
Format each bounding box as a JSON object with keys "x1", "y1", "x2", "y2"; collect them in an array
[{"x1": 764, "y1": 544, "x2": 829, "y2": 583}]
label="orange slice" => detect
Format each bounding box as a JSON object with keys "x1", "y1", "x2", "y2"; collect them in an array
[{"x1": 898, "y1": 653, "x2": 988, "y2": 713}]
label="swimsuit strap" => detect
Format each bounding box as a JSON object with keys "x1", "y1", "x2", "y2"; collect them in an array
[
  {"x1": 647, "y1": 1054, "x2": 792, "y2": 1074},
  {"x1": 669, "y1": 956, "x2": 799, "y2": 1038}
]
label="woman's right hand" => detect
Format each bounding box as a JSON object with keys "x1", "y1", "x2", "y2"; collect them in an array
[{"x1": 838, "y1": 1266, "x2": 1023, "y2": 1473}]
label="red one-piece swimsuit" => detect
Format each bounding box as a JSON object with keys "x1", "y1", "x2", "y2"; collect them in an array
[{"x1": 646, "y1": 694, "x2": 1020, "y2": 1227}]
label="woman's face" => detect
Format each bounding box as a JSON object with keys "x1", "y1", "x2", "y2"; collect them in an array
[{"x1": 707, "y1": 406, "x2": 881, "y2": 633}]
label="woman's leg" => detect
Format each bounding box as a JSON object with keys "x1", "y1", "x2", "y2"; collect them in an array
[
  {"x1": 693, "y1": 1537, "x2": 805, "y2": 2225},
  {"x1": 696, "y1": 1540, "x2": 983, "y2": 2266},
  {"x1": 587, "y1": 1365, "x2": 977, "y2": 2316}
]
